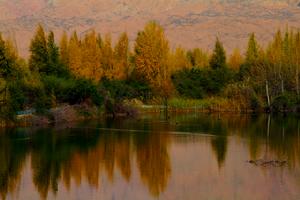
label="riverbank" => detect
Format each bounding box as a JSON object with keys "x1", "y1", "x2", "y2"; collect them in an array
[
  {"x1": 1, "y1": 103, "x2": 101, "y2": 128},
  {"x1": 1, "y1": 96, "x2": 298, "y2": 128}
]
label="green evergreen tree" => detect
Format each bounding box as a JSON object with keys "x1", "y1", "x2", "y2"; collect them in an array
[
  {"x1": 0, "y1": 34, "x2": 12, "y2": 78},
  {"x1": 47, "y1": 31, "x2": 61, "y2": 75},
  {"x1": 29, "y1": 24, "x2": 48, "y2": 73},
  {"x1": 239, "y1": 33, "x2": 259, "y2": 79},
  {"x1": 245, "y1": 33, "x2": 259, "y2": 65},
  {"x1": 209, "y1": 38, "x2": 226, "y2": 69}
]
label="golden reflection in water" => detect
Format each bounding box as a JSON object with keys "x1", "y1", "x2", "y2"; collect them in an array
[
  {"x1": 1, "y1": 114, "x2": 300, "y2": 199},
  {"x1": 135, "y1": 133, "x2": 171, "y2": 197}
]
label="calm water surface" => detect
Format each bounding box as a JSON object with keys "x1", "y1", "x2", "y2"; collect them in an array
[{"x1": 1, "y1": 114, "x2": 300, "y2": 200}]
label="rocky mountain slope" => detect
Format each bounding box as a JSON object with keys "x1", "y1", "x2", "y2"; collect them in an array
[{"x1": 0, "y1": 0, "x2": 300, "y2": 56}]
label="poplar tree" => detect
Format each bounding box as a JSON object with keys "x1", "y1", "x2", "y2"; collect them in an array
[
  {"x1": 240, "y1": 33, "x2": 259, "y2": 79},
  {"x1": 134, "y1": 21, "x2": 171, "y2": 105},
  {"x1": 114, "y1": 32, "x2": 129, "y2": 80},
  {"x1": 134, "y1": 21, "x2": 169, "y2": 88},
  {"x1": 245, "y1": 33, "x2": 259, "y2": 65},
  {"x1": 60, "y1": 31, "x2": 69, "y2": 68},
  {"x1": 168, "y1": 47, "x2": 191, "y2": 72},
  {"x1": 187, "y1": 48, "x2": 209, "y2": 68},
  {"x1": 68, "y1": 31, "x2": 81, "y2": 77},
  {"x1": 229, "y1": 48, "x2": 243, "y2": 71},
  {"x1": 81, "y1": 30, "x2": 102, "y2": 81},
  {"x1": 101, "y1": 34, "x2": 114, "y2": 79}
]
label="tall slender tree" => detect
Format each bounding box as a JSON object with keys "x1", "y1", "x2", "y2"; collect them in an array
[
  {"x1": 134, "y1": 21, "x2": 172, "y2": 107},
  {"x1": 114, "y1": 32, "x2": 129, "y2": 80},
  {"x1": 209, "y1": 38, "x2": 226, "y2": 69},
  {"x1": 29, "y1": 24, "x2": 48, "y2": 73},
  {"x1": 60, "y1": 31, "x2": 69, "y2": 69},
  {"x1": 47, "y1": 31, "x2": 61, "y2": 75},
  {"x1": 68, "y1": 31, "x2": 81, "y2": 77}
]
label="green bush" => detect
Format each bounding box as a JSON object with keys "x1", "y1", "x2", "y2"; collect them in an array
[
  {"x1": 42, "y1": 76, "x2": 103, "y2": 106},
  {"x1": 271, "y1": 93, "x2": 298, "y2": 112},
  {"x1": 171, "y1": 67, "x2": 234, "y2": 99},
  {"x1": 100, "y1": 78, "x2": 152, "y2": 101}
]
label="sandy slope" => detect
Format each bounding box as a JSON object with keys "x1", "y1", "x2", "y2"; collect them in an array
[{"x1": 0, "y1": 0, "x2": 300, "y2": 56}]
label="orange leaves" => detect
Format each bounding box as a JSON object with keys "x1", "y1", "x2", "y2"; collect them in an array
[
  {"x1": 134, "y1": 21, "x2": 170, "y2": 95},
  {"x1": 229, "y1": 48, "x2": 243, "y2": 71}
]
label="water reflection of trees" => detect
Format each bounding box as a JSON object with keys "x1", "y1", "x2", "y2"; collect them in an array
[
  {"x1": 135, "y1": 133, "x2": 171, "y2": 197},
  {"x1": 0, "y1": 127, "x2": 170, "y2": 199},
  {"x1": 1, "y1": 114, "x2": 300, "y2": 199},
  {"x1": 0, "y1": 129, "x2": 28, "y2": 200}
]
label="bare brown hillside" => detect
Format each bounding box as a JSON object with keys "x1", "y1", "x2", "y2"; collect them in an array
[{"x1": 0, "y1": 0, "x2": 300, "y2": 56}]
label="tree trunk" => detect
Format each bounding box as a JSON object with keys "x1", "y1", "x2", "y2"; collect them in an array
[
  {"x1": 164, "y1": 96, "x2": 168, "y2": 120},
  {"x1": 279, "y1": 62, "x2": 284, "y2": 94},
  {"x1": 266, "y1": 80, "x2": 271, "y2": 108},
  {"x1": 281, "y1": 79, "x2": 284, "y2": 94},
  {"x1": 297, "y1": 63, "x2": 299, "y2": 96}
]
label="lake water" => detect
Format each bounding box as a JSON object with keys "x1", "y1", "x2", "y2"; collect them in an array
[{"x1": 1, "y1": 113, "x2": 300, "y2": 200}]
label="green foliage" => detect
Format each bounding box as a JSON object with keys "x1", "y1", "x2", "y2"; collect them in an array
[
  {"x1": 47, "y1": 31, "x2": 69, "y2": 77},
  {"x1": 29, "y1": 25, "x2": 48, "y2": 73},
  {"x1": 271, "y1": 93, "x2": 298, "y2": 112},
  {"x1": 172, "y1": 67, "x2": 234, "y2": 99},
  {"x1": 209, "y1": 38, "x2": 227, "y2": 70},
  {"x1": 100, "y1": 78, "x2": 152, "y2": 101},
  {"x1": 42, "y1": 76, "x2": 103, "y2": 106},
  {"x1": 245, "y1": 33, "x2": 259, "y2": 65},
  {"x1": 7, "y1": 80, "x2": 26, "y2": 112}
]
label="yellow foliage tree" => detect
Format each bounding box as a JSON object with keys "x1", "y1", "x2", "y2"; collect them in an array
[
  {"x1": 60, "y1": 31, "x2": 69, "y2": 68},
  {"x1": 113, "y1": 32, "x2": 129, "y2": 80},
  {"x1": 80, "y1": 30, "x2": 102, "y2": 81},
  {"x1": 101, "y1": 34, "x2": 114, "y2": 79},
  {"x1": 134, "y1": 21, "x2": 170, "y2": 96},
  {"x1": 68, "y1": 31, "x2": 81, "y2": 77},
  {"x1": 168, "y1": 47, "x2": 191, "y2": 72},
  {"x1": 229, "y1": 48, "x2": 243, "y2": 71}
]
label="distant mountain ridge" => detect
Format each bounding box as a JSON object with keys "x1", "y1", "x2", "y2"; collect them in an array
[{"x1": 0, "y1": 0, "x2": 300, "y2": 56}]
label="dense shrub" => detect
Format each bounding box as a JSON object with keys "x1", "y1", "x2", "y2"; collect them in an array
[
  {"x1": 271, "y1": 93, "x2": 298, "y2": 112},
  {"x1": 100, "y1": 78, "x2": 152, "y2": 101},
  {"x1": 171, "y1": 67, "x2": 234, "y2": 99},
  {"x1": 42, "y1": 76, "x2": 103, "y2": 106}
]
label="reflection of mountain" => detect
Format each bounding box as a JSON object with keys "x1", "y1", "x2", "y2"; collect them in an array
[{"x1": 1, "y1": 0, "x2": 300, "y2": 56}]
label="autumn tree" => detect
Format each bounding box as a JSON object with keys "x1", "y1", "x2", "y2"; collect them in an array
[
  {"x1": 229, "y1": 48, "x2": 243, "y2": 71},
  {"x1": 134, "y1": 21, "x2": 171, "y2": 99},
  {"x1": 168, "y1": 47, "x2": 191, "y2": 72},
  {"x1": 68, "y1": 31, "x2": 81, "y2": 77},
  {"x1": 245, "y1": 33, "x2": 259, "y2": 66},
  {"x1": 101, "y1": 34, "x2": 114, "y2": 79},
  {"x1": 113, "y1": 32, "x2": 129, "y2": 80},
  {"x1": 80, "y1": 30, "x2": 102, "y2": 81},
  {"x1": 187, "y1": 48, "x2": 209, "y2": 68},
  {"x1": 60, "y1": 31, "x2": 69, "y2": 69}
]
